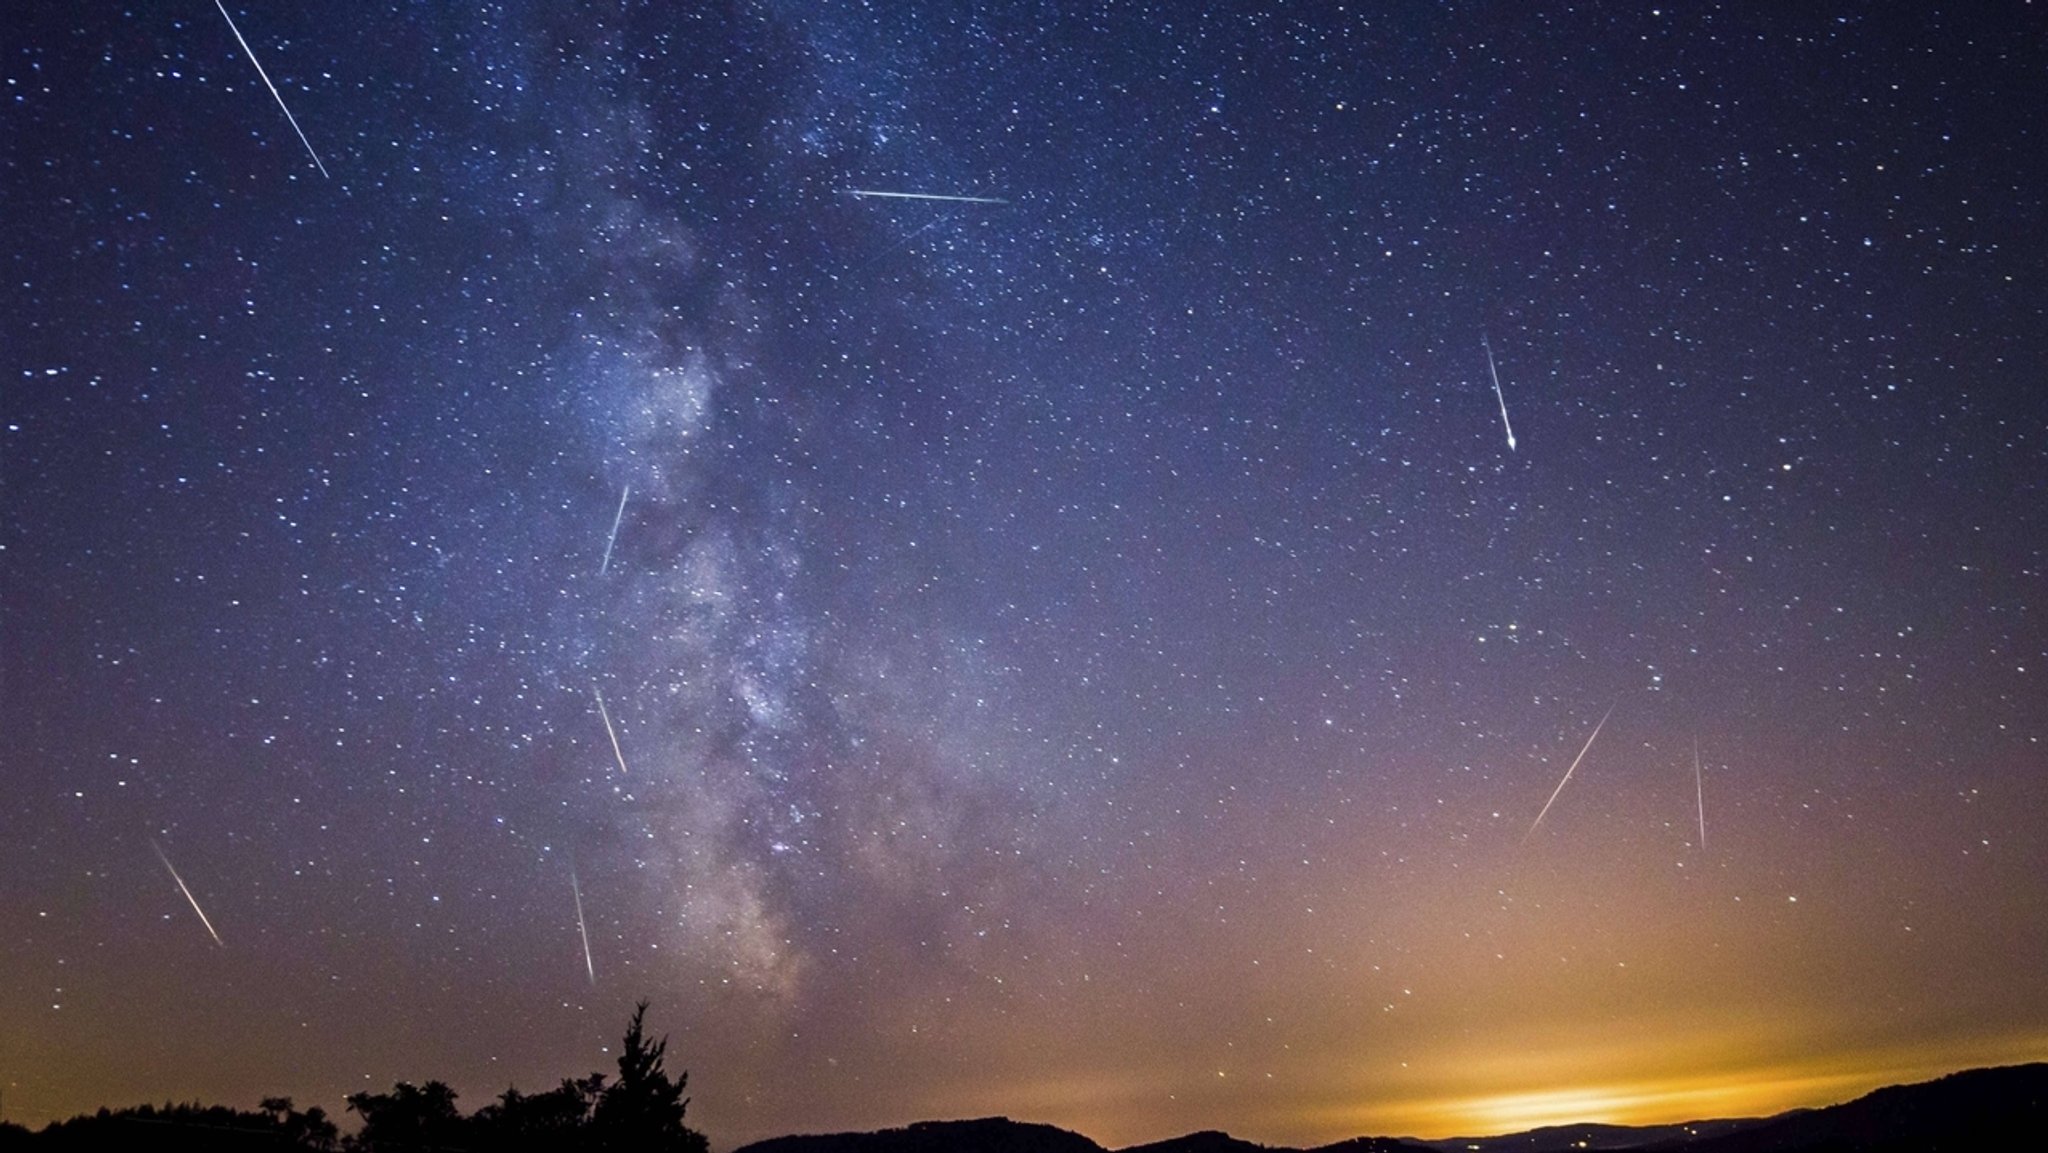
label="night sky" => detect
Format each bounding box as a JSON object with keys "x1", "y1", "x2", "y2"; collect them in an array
[{"x1": 5, "y1": 2, "x2": 2047, "y2": 1147}]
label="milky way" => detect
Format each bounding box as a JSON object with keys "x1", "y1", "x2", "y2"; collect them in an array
[{"x1": 4, "y1": 4, "x2": 2045, "y2": 1147}]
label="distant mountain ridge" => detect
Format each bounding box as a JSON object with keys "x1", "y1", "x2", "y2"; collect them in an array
[
  {"x1": 1412, "y1": 1116, "x2": 1772, "y2": 1152},
  {"x1": 734, "y1": 1117, "x2": 1438, "y2": 1153},
  {"x1": 736, "y1": 1117, "x2": 1109, "y2": 1153},
  {"x1": 1637, "y1": 1062, "x2": 2048, "y2": 1152},
  {"x1": 1122, "y1": 1128, "x2": 1432, "y2": 1153},
  {"x1": 730, "y1": 1063, "x2": 2048, "y2": 1153}
]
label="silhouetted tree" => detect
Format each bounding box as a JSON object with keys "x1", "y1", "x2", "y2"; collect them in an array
[
  {"x1": 591, "y1": 1002, "x2": 707, "y2": 1153},
  {"x1": 470, "y1": 1074, "x2": 605, "y2": 1152},
  {"x1": 263, "y1": 1098, "x2": 340, "y2": 1151},
  {"x1": 345, "y1": 1081, "x2": 468, "y2": 1151}
]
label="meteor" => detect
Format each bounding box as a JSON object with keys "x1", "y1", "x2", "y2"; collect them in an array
[
  {"x1": 151, "y1": 839, "x2": 224, "y2": 947},
  {"x1": 213, "y1": 0, "x2": 329, "y2": 178},
  {"x1": 1694, "y1": 736, "x2": 1707, "y2": 850},
  {"x1": 1483, "y1": 334, "x2": 1518, "y2": 452},
  {"x1": 594, "y1": 686, "x2": 629, "y2": 775},
  {"x1": 571, "y1": 867, "x2": 596, "y2": 985},
  {"x1": 598, "y1": 484, "x2": 629, "y2": 576},
  {"x1": 1524, "y1": 704, "x2": 1615, "y2": 842},
  {"x1": 845, "y1": 189, "x2": 1008, "y2": 205}
]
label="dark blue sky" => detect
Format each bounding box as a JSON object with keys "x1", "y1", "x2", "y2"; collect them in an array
[{"x1": 4, "y1": 3, "x2": 2045, "y2": 1145}]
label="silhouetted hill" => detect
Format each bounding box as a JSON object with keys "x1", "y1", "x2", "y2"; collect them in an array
[
  {"x1": 1313, "y1": 1138, "x2": 1461, "y2": 1153},
  {"x1": 1122, "y1": 1128, "x2": 1433, "y2": 1153},
  {"x1": 1120, "y1": 1131, "x2": 1269, "y2": 1153},
  {"x1": 1645, "y1": 1062, "x2": 2048, "y2": 1152},
  {"x1": 1413, "y1": 1062, "x2": 2048, "y2": 1153},
  {"x1": 1414, "y1": 1118, "x2": 1768, "y2": 1152},
  {"x1": 735, "y1": 1117, "x2": 1109, "y2": 1153},
  {"x1": 737, "y1": 1122, "x2": 1436, "y2": 1153},
  {"x1": 730, "y1": 1064, "x2": 2048, "y2": 1153}
]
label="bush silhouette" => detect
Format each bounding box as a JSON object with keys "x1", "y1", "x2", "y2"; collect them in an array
[
  {"x1": 344, "y1": 1081, "x2": 465, "y2": 1151},
  {"x1": 25, "y1": 1099, "x2": 336, "y2": 1151},
  {"x1": 470, "y1": 1074, "x2": 606, "y2": 1151}
]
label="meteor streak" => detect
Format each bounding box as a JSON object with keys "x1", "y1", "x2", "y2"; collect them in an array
[
  {"x1": 151, "y1": 839, "x2": 224, "y2": 947},
  {"x1": 1694, "y1": 736, "x2": 1707, "y2": 850},
  {"x1": 594, "y1": 686, "x2": 629, "y2": 775},
  {"x1": 845, "y1": 189, "x2": 1008, "y2": 205},
  {"x1": 1483, "y1": 333, "x2": 1517, "y2": 452},
  {"x1": 213, "y1": 0, "x2": 329, "y2": 178},
  {"x1": 1524, "y1": 704, "x2": 1615, "y2": 842},
  {"x1": 571, "y1": 867, "x2": 596, "y2": 985},
  {"x1": 598, "y1": 484, "x2": 629, "y2": 576}
]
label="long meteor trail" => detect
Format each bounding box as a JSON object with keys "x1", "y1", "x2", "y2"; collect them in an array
[
  {"x1": 213, "y1": 0, "x2": 329, "y2": 178},
  {"x1": 1524, "y1": 704, "x2": 1615, "y2": 842},
  {"x1": 1694, "y1": 736, "x2": 1707, "y2": 850},
  {"x1": 571, "y1": 867, "x2": 596, "y2": 985},
  {"x1": 594, "y1": 687, "x2": 629, "y2": 775},
  {"x1": 151, "y1": 839, "x2": 224, "y2": 946},
  {"x1": 1483, "y1": 334, "x2": 1518, "y2": 452},
  {"x1": 598, "y1": 484, "x2": 629, "y2": 576},
  {"x1": 845, "y1": 189, "x2": 1008, "y2": 205}
]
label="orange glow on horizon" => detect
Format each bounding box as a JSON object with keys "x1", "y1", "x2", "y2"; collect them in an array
[
  {"x1": 1299, "y1": 1032, "x2": 2048, "y2": 1143},
  {"x1": 1391, "y1": 1071, "x2": 1871, "y2": 1137}
]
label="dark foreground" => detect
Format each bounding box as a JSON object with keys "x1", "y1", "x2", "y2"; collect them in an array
[
  {"x1": 736, "y1": 1063, "x2": 2048, "y2": 1153},
  {"x1": 4, "y1": 1063, "x2": 2042, "y2": 1152}
]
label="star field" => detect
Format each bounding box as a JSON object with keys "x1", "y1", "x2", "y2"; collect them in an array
[{"x1": 4, "y1": 3, "x2": 2045, "y2": 1147}]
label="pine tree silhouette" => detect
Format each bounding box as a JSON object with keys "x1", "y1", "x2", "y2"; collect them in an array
[{"x1": 591, "y1": 1002, "x2": 707, "y2": 1153}]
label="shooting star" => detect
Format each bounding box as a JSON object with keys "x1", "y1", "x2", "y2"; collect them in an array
[
  {"x1": 213, "y1": 0, "x2": 329, "y2": 178},
  {"x1": 594, "y1": 686, "x2": 629, "y2": 776},
  {"x1": 151, "y1": 839, "x2": 224, "y2": 947},
  {"x1": 1483, "y1": 333, "x2": 1518, "y2": 452},
  {"x1": 845, "y1": 189, "x2": 1008, "y2": 205},
  {"x1": 570, "y1": 867, "x2": 596, "y2": 985},
  {"x1": 1694, "y1": 736, "x2": 1707, "y2": 850},
  {"x1": 1524, "y1": 704, "x2": 1615, "y2": 842},
  {"x1": 598, "y1": 484, "x2": 629, "y2": 576}
]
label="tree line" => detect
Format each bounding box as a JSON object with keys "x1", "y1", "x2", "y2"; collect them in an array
[{"x1": 0, "y1": 1002, "x2": 708, "y2": 1153}]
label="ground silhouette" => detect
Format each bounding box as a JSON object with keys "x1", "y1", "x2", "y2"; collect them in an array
[
  {"x1": 1, "y1": 1001, "x2": 702, "y2": 1153},
  {"x1": 7, "y1": 1044, "x2": 2043, "y2": 1152},
  {"x1": 729, "y1": 1064, "x2": 2048, "y2": 1153}
]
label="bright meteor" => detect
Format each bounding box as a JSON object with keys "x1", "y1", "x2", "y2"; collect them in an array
[
  {"x1": 1483, "y1": 333, "x2": 1518, "y2": 452},
  {"x1": 151, "y1": 839, "x2": 224, "y2": 947},
  {"x1": 1694, "y1": 735, "x2": 1708, "y2": 850},
  {"x1": 845, "y1": 189, "x2": 1008, "y2": 205},
  {"x1": 1524, "y1": 704, "x2": 1615, "y2": 842},
  {"x1": 213, "y1": 0, "x2": 329, "y2": 178},
  {"x1": 598, "y1": 484, "x2": 629, "y2": 576},
  {"x1": 594, "y1": 686, "x2": 629, "y2": 776},
  {"x1": 571, "y1": 866, "x2": 596, "y2": 985}
]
